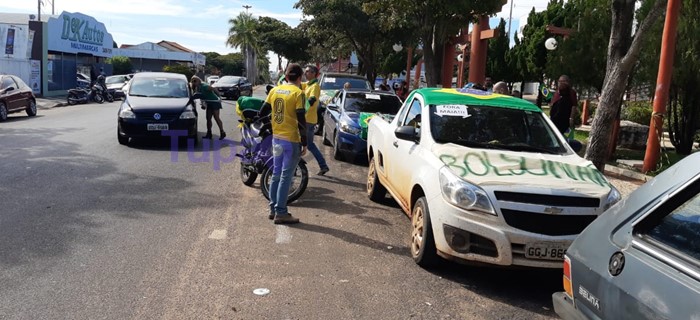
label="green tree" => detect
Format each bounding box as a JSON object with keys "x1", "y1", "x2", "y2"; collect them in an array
[
  {"x1": 256, "y1": 17, "x2": 310, "y2": 71},
  {"x1": 107, "y1": 56, "x2": 133, "y2": 75},
  {"x1": 364, "y1": 0, "x2": 503, "y2": 87},
  {"x1": 163, "y1": 64, "x2": 194, "y2": 81},
  {"x1": 486, "y1": 19, "x2": 511, "y2": 84},
  {"x1": 635, "y1": 0, "x2": 700, "y2": 155},
  {"x1": 584, "y1": 0, "x2": 667, "y2": 170},
  {"x1": 227, "y1": 12, "x2": 261, "y2": 81},
  {"x1": 295, "y1": 0, "x2": 389, "y2": 83}
]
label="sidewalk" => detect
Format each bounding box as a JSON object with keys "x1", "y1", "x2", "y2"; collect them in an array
[{"x1": 36, "y1": 96, "x2": 67, "y2": 110}]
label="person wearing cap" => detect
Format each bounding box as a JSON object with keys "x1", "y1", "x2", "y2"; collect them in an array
[
  {"x1": 258, "y1": 63, "x2": 308, "y2": 224},
  {"x1": 303, "y1": 65, "x2": 330, "y2": 175}
]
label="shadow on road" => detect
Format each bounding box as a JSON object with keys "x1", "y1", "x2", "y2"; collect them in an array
[
  {"x1": 289, "y1": 222, "x2": 411, "y2": 258},
  {"x1": 293, "y1": 186, "x2": 396, "y2": 226},
  {"x1": 426, "y1": 262, "x2": 562, "y2": 317},
  {"x1": 126, "y1": 136, "x2": 240, "y2": 153},
  {"x1": 2, "y1": 114, "x2": 45, "y2": 123}
]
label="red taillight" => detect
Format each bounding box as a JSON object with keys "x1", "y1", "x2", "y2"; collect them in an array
[{"x1": 563, "y1": 255, "x2": 573, "y2": 299}]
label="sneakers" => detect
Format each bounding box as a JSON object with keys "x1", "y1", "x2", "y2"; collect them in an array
[
  {"x1": 317, "y1": 167, "x2": 330, "y2": 176},
  {"x1": 273, "y1": 214, "x2": 300, "y2": 225}
]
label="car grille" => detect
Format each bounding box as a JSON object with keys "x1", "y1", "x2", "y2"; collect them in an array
[
  {"x1": 135, "y1": 112, "x2": 180, "y2": 122},
  {"x1": 494, "y1": 191, "x2": 600, "y2": 207},
  {"x1": 500, "y1": 209, "x2": 597, "y2": 236}
]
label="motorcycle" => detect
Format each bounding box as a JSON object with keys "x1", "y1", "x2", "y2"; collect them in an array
[
  {"x1": 66, "y1": 85, "x2": 104, "y2": 105},
  {"x1": 94, "y1": 82, "x2": 115, "y2": 103},
  {"x1": 236, "y1": 116, "x2": 309, "y2": 203}
]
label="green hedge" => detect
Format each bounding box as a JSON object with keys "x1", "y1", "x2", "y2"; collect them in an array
[{"x1": 621, "y1": 101, "x2": 653, "y2": 125}]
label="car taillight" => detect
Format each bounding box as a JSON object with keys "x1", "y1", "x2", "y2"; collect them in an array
[{"x1": 563, "y1": 255, "x2": 573, "y2": 299}]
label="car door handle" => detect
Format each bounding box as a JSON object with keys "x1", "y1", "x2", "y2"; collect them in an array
[{"x1": 393, "y1": 141, "x2": 399, "y2": 148}]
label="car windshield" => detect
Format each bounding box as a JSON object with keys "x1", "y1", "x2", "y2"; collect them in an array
[
  {"x1": 344, "y1": 93, "x2": 402, "y2": 114},
  {"x1": 321, "y1": 77, "x2": 371, "y2": 90},
  {"x1": 429, "y1": 104, "x2": 567, "y2": 154},
  {"x1": 106, "y1": 76, "x2": 127, "y2": 84},
  {"x1": 128, "y1": 77, "x2": 189, "y2": 98},
  {"x1": 217, "y1": 76, "x2": 242, "y2": 85}
]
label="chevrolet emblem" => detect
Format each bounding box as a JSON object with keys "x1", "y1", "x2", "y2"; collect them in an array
[{"x1": 543, "y1": 207, "x2": 564, "y2": 214}]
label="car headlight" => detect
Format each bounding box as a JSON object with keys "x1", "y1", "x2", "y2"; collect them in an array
[
  {"x1": 118, "y1": 102, "x2": 135, "y2": 119},
  {"x1": 179, "y1": 105, "x2": 196, "y2": 119},
  {"x1": 340, "y1": 121, "x2": 361, "y2": 135},
  {"x1": 603, "y1": 186, "x2": 622, "y2": 211},
  {"x1": 439, "y1": 166, "x2": 495, "y2": 215}
]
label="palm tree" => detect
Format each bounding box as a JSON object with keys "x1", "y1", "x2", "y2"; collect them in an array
[{"x1": 227, "y1": 12, "x2": 260, "y2": 81}]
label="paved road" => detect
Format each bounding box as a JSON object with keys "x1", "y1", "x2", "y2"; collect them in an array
[{"x1": 0, "y1": 87, "x2": 616, "y2": 319}]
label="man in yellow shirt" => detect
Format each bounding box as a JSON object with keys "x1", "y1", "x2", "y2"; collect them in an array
[
  {"x1": 303, "y1": 65, "x2": 330, "y2": 175},
  {"x1": 259, "y1": 63, "x2": 307, "y2": 224}
]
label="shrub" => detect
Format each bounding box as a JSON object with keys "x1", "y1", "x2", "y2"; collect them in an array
[{"x1": 621, "y1": 101, "x2": 653, "y2": 125}]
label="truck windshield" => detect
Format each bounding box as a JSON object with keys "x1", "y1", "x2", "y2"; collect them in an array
[{"x1": 429, "y1": 104, "x2": 567, "y2": 154}]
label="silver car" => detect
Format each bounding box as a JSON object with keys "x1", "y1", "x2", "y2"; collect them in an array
[{"x1": 553, "y1": 152, "x2": 700, "y2": 319}]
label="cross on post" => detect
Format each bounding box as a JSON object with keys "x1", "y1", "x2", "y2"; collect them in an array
[{"x1": 466, "y1": 15, "x2": 500, "y2": 86}]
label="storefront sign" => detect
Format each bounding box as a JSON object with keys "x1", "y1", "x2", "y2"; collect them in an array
[
  {"x1": 47, "y1": 11, "x2": 113, "y2": 57},
  {"x1": 30, "y1": 60, "x2": 41, "y2": 94}
]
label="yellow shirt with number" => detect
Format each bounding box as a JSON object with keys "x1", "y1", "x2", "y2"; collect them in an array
[
  {"x1": 265, "y1": 84, "x2": 305, "y2": 143},
  {"x1": 303, "y1": 79, "x2": 320, "y2": 124}
]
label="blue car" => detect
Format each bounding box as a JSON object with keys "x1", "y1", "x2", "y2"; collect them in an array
[{"x1": 322, "y1": 89, "x2": 403, "y2": 162}]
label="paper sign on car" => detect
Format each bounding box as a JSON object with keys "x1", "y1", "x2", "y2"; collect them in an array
[{"x1": 436, "y1": 105, "x2": 471, "y2": 118}]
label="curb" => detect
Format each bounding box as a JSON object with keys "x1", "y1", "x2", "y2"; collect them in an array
[{"x1": 604, "y1": 164, "x2": 652, "y2": 182}]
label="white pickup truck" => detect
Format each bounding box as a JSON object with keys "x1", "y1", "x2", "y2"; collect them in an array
[{"x1": 366, "y1": 88, "x2": 621, "y2": 268}]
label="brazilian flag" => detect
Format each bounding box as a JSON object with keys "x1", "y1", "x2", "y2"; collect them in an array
[{"x1": 540, "y1": 83, "x2": 553, "y2": 102}]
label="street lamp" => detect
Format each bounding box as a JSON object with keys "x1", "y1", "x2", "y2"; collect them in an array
[
  {"x1": 392, "y1": 43, "x2": 403, "y2": 53},
  {"x1": 545, "y1": 37, "x2": 558, "y2": 51}
]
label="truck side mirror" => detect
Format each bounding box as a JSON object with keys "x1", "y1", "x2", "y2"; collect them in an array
[{"x1": 395, "y1": 125, "x2": 417, "y2": 142}]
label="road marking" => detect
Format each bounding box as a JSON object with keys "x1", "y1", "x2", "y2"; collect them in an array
[
  {"x1": 209, "y1": 229, "x2": 228, "y2": 240},
  {"x1": 275, "y1": 225, "x2": 292, "y2": 244}
]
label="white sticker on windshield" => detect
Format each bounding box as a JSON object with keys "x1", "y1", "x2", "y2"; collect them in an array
[
  {"x1": 324, "y1": 77, "x2": 336, "y2": 83},
  {"x1": 365, "y1": 94, "x2": 381, "y2": 100},
  {"x1": 436, "y1": 105, "x2": 471, "y2": 118}
]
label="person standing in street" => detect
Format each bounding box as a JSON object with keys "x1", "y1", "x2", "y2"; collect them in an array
[
  {"x1": 190, "y1": 75, "x2": 226, "y2": 140},
  {"x1": 303, "y1": 65, "x2": 330, "y2": 176},
  {"x1": 259, "y1": 64, "x2": 308, "y2": 224},
  {"x1": 549, "y1": 75, "x2": 579, "y2": 135}
]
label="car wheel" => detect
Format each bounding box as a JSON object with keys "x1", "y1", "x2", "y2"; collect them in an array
[
  {"x1": 367, "y1": 156, "x2": 387, "y2": 202},
  {"x1": 0, "y1": 102, "x2": 8, "y2": 121},
  {"x1": 333, "y1": 132, "x2": 343, "y2": 161},
  {"x1": 322, "y1": 125, "x2": 331, "y2": 146},
  {"x1": 117, "y1": 128, "x2": 129, "y2": 145},
  {"x1": 411, "y1": 197, "x2": 440, "y2": 267},
  {"x1": 26, "y1": 99, "x2": 37, "y2": 117}
]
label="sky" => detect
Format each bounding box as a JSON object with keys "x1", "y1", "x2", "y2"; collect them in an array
[{"x1": 1, "y1": 0, "x2": 548, "y2": 68}]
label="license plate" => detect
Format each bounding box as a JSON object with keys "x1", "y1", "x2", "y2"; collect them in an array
[
  {"x1": 525, "y1": 242, "x2": 569, "y2": 260},
  {"x1": 147, "y1": 123, "x2": 169, "y2": 131}
]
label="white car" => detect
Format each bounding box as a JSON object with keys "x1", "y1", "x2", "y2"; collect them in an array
[
  {"x1": 366, "y1": 87, "x2": 621, "y2": 268},
  {"x1": 206, "y1": 75, "x2": 220, "y2": 85}
]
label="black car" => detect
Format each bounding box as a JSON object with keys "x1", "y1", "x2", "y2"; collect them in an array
[
  {"x1": 0, "y1": 75, "x2": 37, "y2": 121},
  {"x1": 212, "y1": 76, "x2": 253, "y2": 100},
  {"x1": 117, "y1": 72, "x2": 197, "y2": 145}
]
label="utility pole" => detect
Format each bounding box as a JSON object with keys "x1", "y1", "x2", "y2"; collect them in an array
[
  {"x1": 642, "y1": 0, "x2": 682, "y2": 173},
  {"x1": 507, "y1": 0, "x2": 514, "y2": 37},
  {"x1": 37, "y1": 0, "x2": 41, "y2": 21}
]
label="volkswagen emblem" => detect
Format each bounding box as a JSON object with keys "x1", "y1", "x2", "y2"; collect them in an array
[
  {"x1": 153, "y1": 113, "x2": 161, "y2": 120},
  {"x1": 543, "y1": 207, "x2": 564, "y2": 214}
]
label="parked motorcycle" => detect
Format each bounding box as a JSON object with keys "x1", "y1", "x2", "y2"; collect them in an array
[
  {"x1": 236, "y1": 116, "x2": 309, "y2": 203},
  {"x1": 94, "y1": 82, "x2": 115, "y2": 103},
  {"x1": 67, "y1": 85, "x2": 104, "y2": 105}
]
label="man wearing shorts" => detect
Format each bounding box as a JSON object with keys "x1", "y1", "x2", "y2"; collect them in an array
[{"x1": 190, "y1": 76, "x2": 226, "y2": 140}]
